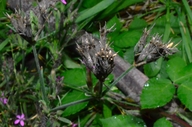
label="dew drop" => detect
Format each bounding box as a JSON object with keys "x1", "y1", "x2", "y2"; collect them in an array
[{"x1": 144, "y1": 83, "x2": 149, "y2": 87}]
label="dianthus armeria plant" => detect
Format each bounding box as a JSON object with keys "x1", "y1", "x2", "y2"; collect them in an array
[
  {"x1": 76, "y1": 24, "x2": 116, "y2": 97},
  {"x1": 2, "y1": 0, "x2": 81, "y2": 126}
]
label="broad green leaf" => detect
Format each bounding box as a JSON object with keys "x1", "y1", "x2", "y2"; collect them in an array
[
  {"x1": 144, "y1": 57, "x2": 163, "y2": 78},
  {"x1": 150, "y1": 15, "x2": 167, "y2": 36},
  {"x1": 153, "y1": 117, "x2": 173, "y2": 127},
  {"x1": 103, "y1": 103, "x2": 112, "y2": 118},
  {"x1": 113, "y1": 30, "x2": 141, "y2": 48},
  {"x1": 129, "y1": 18, "x2": 147, "y2": 31},
  {"x1": 141, "y1": 78, "x2": 175, "y2": 109},
  {"x1": 174, "y1": 63, "x2": 192, "y2": 84},
  {"x1": 123, "y1": 47, "x2": 134, "y2": 64},
  {"x1": 61, "y1": 69, "x2": 86, "y2": 87},
  {"x1": 157, "y1": 61, "x2": 169, "y2": 79},
  {"x1": 76, "y1": 0, "x2": 115, "y2": 23},
  {"x1": 166, "y1": 56, "x2": 186, "y2": 83},
  {"x1": 61, "y1": 90, "x2": 89, "y2": 116},
  {"x1": 107, "y1": 16, "x2": 122, "y2": 33},
  {"x1": 63, "y1": 54, "x2": 82, "y2": 69},
  {"x1": 178, "y1": 80, "x2": 192, "y2": 111},
  {"x1": 100, "y1": 115, "x2": 146, "y2": 127},
  {"x1": 106, "y1": 15, "x2": 123, "y2": 40}
]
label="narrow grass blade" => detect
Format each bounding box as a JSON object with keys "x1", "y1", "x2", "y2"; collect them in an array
[
  {"x1": 75, "y1": 0, "x2": 115, "y2": 23},
  {"x1": 102, "y1": 65, "x2": 134, "y2": 96}
]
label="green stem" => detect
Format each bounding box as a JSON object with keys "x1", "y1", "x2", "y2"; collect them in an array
[
  {"x1": 102, "y1": 65, "x2": 134, "y2": 96},
  {"x1": 50, "y1": 97, "x2": 93, "y2": 112},
  {"x1": 32, "y1": 45, "x2": 48, "y2": 104}
]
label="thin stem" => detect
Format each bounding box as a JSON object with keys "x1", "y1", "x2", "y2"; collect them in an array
[
  {"x1": 32, "y1": 45, "x2": 48, "y2": 104},
  {"x1": 102, "y1": 65, "x2": 134, "y2": 96},
  {"x1": 50, "y1": 97, "x2": 93, "y2": 112},
  {"x1": 86, "y1": 68, "x2": 93, "y2": 91}
]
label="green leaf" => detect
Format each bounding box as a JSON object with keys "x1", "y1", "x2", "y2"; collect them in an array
[
  {"x1": 106, "y1": 15, "x2": 123, "y2": 40},
  {"x1": 129, "y1": 18, "x2": 147, "y2": 31},
  {"x1": 56, "y1": 117, "x2": 71, "y2": 124},
  {"x1": 144, "y1": 57, "x2": 163, "y2": 78},
  {"x1": 63, "y1": 53, "x2": 82, "y2": 69},
  {"x1": 0, "y1": 38, "x2": 9, "y2": 51},
  {"x1": 166, "y1": 56, "x2": 186, "y2": 83},
  {"x1": 100, "y1": 115, "x2": 146, "y2": 127},
  {"x1": 76, "y1": 0, "x2": 115, "y2": 23},
  {"x1": 113, "y1": 30, "x2": 141, "y2": 48},
  {"x1": 61, "y1": 69, "x2": 86, "y2": 87},
  {"x1": 178, "y1": 11, "x2": 192, "y2": 63},
  {"x1": 178, "y1": 80, "x2": 192, "y2": 111},
  {"x1": 153, "y1": 117, "x2": 173, "y2": 127},
  {"x1": 174, "y1": 63, "x2": 192, "y2": 84},
  {"x1": 141, "y1": 78, "x2": 175, "y2": 109},
  {"x1": 123, "y1": 47, "x2": 134, "y2": 64},
  {"x1": 99, "y1": 0, "x2": 143, "y2": 19},
  {"x1": 107, "y1": 16, "x2": 122, "y2": 33},
  {"x1": 61, "y1": 90, "x2": 89, "y2": 116},
  {"x1": 103, "y1": 104, "x2": 112, "y2": 118},
  {"x1": 81, "y1": 0, "x2": 100, "y2": 8}
]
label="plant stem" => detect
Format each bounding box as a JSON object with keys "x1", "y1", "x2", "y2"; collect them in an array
[
  {"x1": 32, "y1": 45, "x2": 48, "y2": 104},
  {"x1": 50, "y1": 97, "x2": 93, "y2": 112}
]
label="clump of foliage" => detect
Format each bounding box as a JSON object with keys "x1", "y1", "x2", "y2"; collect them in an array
[{"x1": 1, "y1": 0, "x2": 192, "y2": 127}]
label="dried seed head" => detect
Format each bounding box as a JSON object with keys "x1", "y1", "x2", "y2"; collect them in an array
[
  {"x1": 7, "y1": 10, "x2": 32, "y2": 40},
  {"x1": 134, "y1": 27, "x2": 178, "y2": 65},
  {"x1": 134, "y1": 24, "x2": 155, "y2": 55},
  {"x1": 77, "y1": 25, "x2": 116, "y2": 81}
]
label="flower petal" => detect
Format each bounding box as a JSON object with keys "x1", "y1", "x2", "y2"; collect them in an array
[
  {"x1": 61, "y1": 0, "x2": 67, "y2": 4},
  {"x1": 20, "y1": 120, "x2": 25, "y2": 126},
  {"x1": 3, "y1": 98, "x2": 8, "y2": 104},
  {"x1": 16, "y1": 115, "x2": 21, "y2": 119},
  {"x1": 14, "y1": 119, "x2": 20, "y2": 125},
  {"x1": 21, "y1": 114, "x2": 25, "y2": 119}
]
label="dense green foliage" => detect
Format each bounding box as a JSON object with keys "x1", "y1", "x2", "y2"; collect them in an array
[{"x1": 1, "y1": 0, "x2": 192, "y2": 126}]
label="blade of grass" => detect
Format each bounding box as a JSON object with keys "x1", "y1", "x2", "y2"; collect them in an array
[
  {"x1": 0, "y1": 38, "x2": 9, "y2": 51},
  {"x1": 182, "y1": 0, "x2": 192, "y2": 22},
  {"x1": 102, "y1": 65, "x2": 134, "y2": 96},
  {"x1": 178, "y1": 11, "x2": 192, "y2": 63},
  {"x1": 99, "y1": 0, "x2": 143, "y2": 19},
  {"x1": 163, "y1": 3, "x2": 171, "y2": 42},
  {"x1": 50, "y1": 97, "x2": 93, "y2": 112},
  {"x1": 182, "y1": 0, "x2": 192, "y2": 33},
  {"x1": 75, "y1": 0, "x2": 115, "y2": 23},
  {"x1": 32, "y1": 45, "x2": 49, "y2": 104}
]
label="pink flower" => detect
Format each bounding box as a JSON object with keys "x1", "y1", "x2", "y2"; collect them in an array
[
  {"x1": 71, "y1": 122, "x2": 78, "y2": 127},
  {"x1": 0, "y1": 98, "x2": 8, "y2": 105},
  {"x1": 14, "y1": 114, "x2": 25, "y2": 126},
  {"x1": 0, "y1": 93, "x2": 8, "y2": 105},
  {"x1": 61, "y1": 0, "x2": 67, "y2": 4}
]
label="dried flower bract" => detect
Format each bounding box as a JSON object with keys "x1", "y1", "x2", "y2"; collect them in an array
[
  {"x1": 76, "y1": 25, "x2": 116, "y2": 81},
  {"x1": 134, "y1": 25, "x2": 178, "y2": 65}
]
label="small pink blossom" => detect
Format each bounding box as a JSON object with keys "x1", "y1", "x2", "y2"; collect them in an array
[
  {"x1": 14, "y1": 114, "x2": 25, "y2": 126},
  {"x1": 0, "y1": 93, "x2": 8, "y2": 105},
  {"x1": 71, "y1": 122, "x2": 78, "y2": 127},
  {"x1": 61, "y1": 0, "x2": 67, "y2": 4}
]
